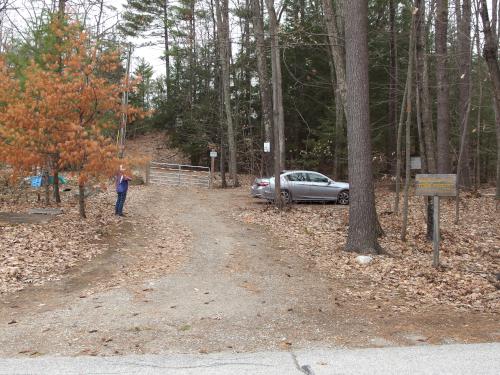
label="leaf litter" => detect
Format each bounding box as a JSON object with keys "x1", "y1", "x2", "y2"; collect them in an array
[
  {"x1": 234, "y1": 187, "x2": 499, "y2": 313},
  {"x1": 0, "y1": 184, "x2": 191, "y2": 295}
]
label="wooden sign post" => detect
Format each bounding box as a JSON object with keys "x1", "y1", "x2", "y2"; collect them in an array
[
  {"x1": 415, "y1": 174, "x2": 457, "y2": 267},
  {"x1": 210, "y1": 150, "x2": 217, "y2": 188}
]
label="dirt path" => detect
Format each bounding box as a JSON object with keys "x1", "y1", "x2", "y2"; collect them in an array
[{"x1": 0, "y1": 187, "x2": 497, "y2": 357}]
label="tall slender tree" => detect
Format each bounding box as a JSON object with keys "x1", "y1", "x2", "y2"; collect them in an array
[
  {"x1": 215, "y1": 0, "x2": 238, "y2": 186},
  {"x1": 436, "y1": 0, "x2": 451, "y2": 173},
  {"x1": 457, "y1": 0, "x2": 473, "y2": 188},
  {"x1": 478, "y1": 0, "x2": 500, "y2": 200},
  {"x1": 388, "y1": 0, "x2": 398, "y2": 173},
  {"x1": 250, "y1": 0, "x2": 273, "y2": 176}
]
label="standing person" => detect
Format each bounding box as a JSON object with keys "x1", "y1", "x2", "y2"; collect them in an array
[{"x1": 115, "y1": 166, "x2": 132, "y2": 216}]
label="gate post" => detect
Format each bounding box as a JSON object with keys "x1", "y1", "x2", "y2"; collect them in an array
[{"x1": 145, "y1": 163, "x2": 151, "y2": 185}]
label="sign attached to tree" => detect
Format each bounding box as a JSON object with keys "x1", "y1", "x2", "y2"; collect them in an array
[
  {"x1": 410, "y1": 156, "x2": 422, "y2": 170},
  {"x1": 414, "y1": 174, "x2": 457, "y2": 268},
  {"x1": 415, "y1": 174, "x2": 457, "y2": 197},
  {"x1": 263, "y1": 142, "x2": 271, "y2": 153}
]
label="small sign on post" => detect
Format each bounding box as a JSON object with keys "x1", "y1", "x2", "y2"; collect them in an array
[
  {"x1": 209, "y1": 150, "x2": 217, "y2": 188},
  {"x1": 415, "y1": 174, "x2": 457, "y2": 267}
]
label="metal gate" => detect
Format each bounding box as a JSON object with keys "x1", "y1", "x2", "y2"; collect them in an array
[{"x1": 147, "y1": 162, "x2": 211, "y2": 188}]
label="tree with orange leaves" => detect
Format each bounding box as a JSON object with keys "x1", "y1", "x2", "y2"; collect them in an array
[{"x1": 0, "y1": 18, "x2": 137, "y2": 218}]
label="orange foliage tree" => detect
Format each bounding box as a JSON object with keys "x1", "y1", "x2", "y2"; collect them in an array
[{"x1": 0, "y1": 19, "x2": 137, "y2": 218}]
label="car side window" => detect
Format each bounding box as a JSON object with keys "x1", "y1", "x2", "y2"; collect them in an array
[
  {"x1": 287, "y1": 173, "x2": 307, "y2": 182},
  {"x1": 307, "y1": 173, "x2": 329, "y2": 183},
  {"x1": 296, "y1": 173, "x2": 307, "y2": 182}
]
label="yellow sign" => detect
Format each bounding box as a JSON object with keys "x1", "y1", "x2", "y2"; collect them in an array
[{"x1": 415, "y1": 174, "x2": 457, "y2": 196}]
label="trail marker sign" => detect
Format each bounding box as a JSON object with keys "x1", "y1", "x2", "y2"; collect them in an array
[
  {"x1": 415, "y1": 174, "x2": 456, "y2": 197},
  {"x1": 415, "y1": 174, "x2": 457, "y2": 268}
]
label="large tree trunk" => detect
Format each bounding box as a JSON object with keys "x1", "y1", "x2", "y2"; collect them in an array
[
  {"x1": 265, "y1": 0, "x2": 284, "y2": 207},
  {"x1": 479, "y1": 0, "x2": 500, "y2": 200},
  {"x1": 250, "y1": 0, "x2": 273, "y2": 176},
  {"x1": 457, "y1": 0, "x2": 473, "y2": 189},
  {"x1": 215, "y1": 0, "x2": 238, "y2": 186},
  {"x1": 436, "y1": 0, "x2": 451, "y2": 173},
  {"x1": 344, "y1": 0, "x2": 381, "y2": 254}
]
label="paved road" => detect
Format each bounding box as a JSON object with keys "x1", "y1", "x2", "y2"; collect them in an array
[{"x1": 0, "y1": 343, "x2": 498, "y2": 375}]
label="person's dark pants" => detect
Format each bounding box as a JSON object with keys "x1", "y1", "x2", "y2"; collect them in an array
[{"x1": 115, "y1": 191, "x2": 127, "y2": 215}]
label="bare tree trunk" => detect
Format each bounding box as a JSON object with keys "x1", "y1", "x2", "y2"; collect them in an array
[
  {"x1": 415, "y1": 1, "x2": 437, "y2": 241},
  {"x1": 474, "y1": 5, "x2": 483, "y2": 190},
  {"x1": 265, "y1": 0, "x2": 284, "y2": 207},
  {"x1": 415, "y1": 0, "x2": 436, "y2": 173},
  {"x1": 455, "y1": 101, "x2": 472, "y2": 223},
  {"x1": 395, "y1": 77, "x2": 408, "y2": 213},
  {"x1": 457, "y1": 0, "x2": 473, "y2": 189},
  {"x1": 215, "y1": 0, "x2": 238, "y2": 186},
  {"x1": 251, "y1": 0, "x2": 273, "y2": 176},
  {"x1": 53, "y1": 168, "x2": 61, "y2": 203},
  {"x1": 475, "y1": 80, "x2": 483, "y2": 190},
  {"x1": 388, "y1": 0, "x2": 398, "y2": 174},
  {"x1": 163, "y1": 0, "x2": 170, "y2": 98},
  {"x1": 436, "y1": 0, "x2": 451, "y2": 173},
  {"x1": 478, "y1": 0, "x2": 500, "y2": 200},
  {"x1": 53, "y1": 0, "x2": 65, "y2": 203},
  {"x1": 58, "y1": 0, "x2": 65, "y2": 18},
  {"x1": 344, "y1": 0, "x2": 382, "y2": 254},
  {"x1": 492, "y1": 0, "x2": 498, "y2": 39},
  {"x1": 416, "y1": 75, "x2": 428, "y2": 173},
  {"x1": 78, "y1": 183, "x2": 86, "y2": 219},
  {"x1": 334, "y1": 85, "x2": 343, "y2": 179},
  {"x1": 401, "y1": 10, "x2": 417, "y2": 242},
  {"x1": 322, "y1": 0, "x2": 347, "y2": 111},
  {"x1": 43, "y1": 169, "x2": 50, "y2": 206}
]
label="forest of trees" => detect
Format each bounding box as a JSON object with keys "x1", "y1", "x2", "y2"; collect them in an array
[
  {"x1": 112, "y1": 0, "x2": 499, "y2": 198},
  {"x1": 0, "y1": 0, "x2": 498, "y2": 187},
  {"x1": 0, "y1": 0, "x2": 498, "y2": 248}
]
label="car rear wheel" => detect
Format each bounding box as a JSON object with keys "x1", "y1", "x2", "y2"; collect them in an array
[
  {"x1": 338, "y1": 190, "x2": 349, "y2": 205},
  {"x1": 281, "y1": 190, "x2": 292, "y2": 204}
]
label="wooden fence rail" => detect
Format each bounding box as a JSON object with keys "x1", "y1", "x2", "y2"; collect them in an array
[{"x1": 147, "y1": 162, "x2": 210, "y2": 188}]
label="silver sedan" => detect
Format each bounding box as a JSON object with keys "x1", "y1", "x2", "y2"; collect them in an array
[{"x1": 256, "y1": 170, "x2": 349, "y2": 204}]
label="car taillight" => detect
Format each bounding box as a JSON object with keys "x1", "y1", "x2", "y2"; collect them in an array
[{"x1": 257, "y1": 182, "x2": 269, "y2": 187}]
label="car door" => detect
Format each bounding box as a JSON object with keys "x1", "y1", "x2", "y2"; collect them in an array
[
  {"x1": 286, "y1": 172, "x2": 309, "y2": 200},
  {"x1": 306, "y1": 172, "x2": 335, "y2": 200}
]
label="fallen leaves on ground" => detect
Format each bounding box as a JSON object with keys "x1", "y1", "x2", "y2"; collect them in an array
[
  {"x1": 234, "y1": 187, "x2": 499, "y2": 313},
  {"x1": 0, "y1": 184, "x2": 191, "y2": 295},
  {"x1": 0, "y1": 186, "x2": 116, "y2": 293}
]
